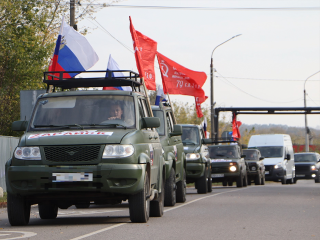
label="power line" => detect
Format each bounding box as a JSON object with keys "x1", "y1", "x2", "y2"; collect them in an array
[
  {"x1": 216, "y1": 76, "x2": 320, "y2": 82},
  {"x1": 216, "y1": 72, "x2": 304, "y2": 104}
]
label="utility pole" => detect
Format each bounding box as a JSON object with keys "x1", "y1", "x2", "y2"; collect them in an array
[{"x1": 70, "y1": 0, "x2": 77, "y2": 30}]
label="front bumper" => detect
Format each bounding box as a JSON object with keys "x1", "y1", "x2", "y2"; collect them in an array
[
  {"x1": 6, "y1": 163, "x2": 146, "y2": 196},
  {"x1": 186, "y1": 162, "x2": 206, "y2": 180},
  {"x1": 295, "y1": 171, "x2": 318, "y2": 180},
  {"x1": 265, "y1": 166, "x2": 285, "y2": 181}
]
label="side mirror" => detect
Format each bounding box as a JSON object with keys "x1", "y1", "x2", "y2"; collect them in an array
[
  {"x1": 141, "y1": 117, "x2": 160, "y2": 129},
  {"x1": 286, "y1": 154, "x2": 291, "y2": 160},
  {"x1": 170, "y1": 125, "x2": 182, "y2": 136},
  {"x1": 259, "y1": 157, "x2": 264, "y2": 160},
  {"x1": 12, "y1": 121, "x2": 28, "y2": 131},
  {"x1": 241, "y1": 154, "x2": 246, "y2": 158},
  {"x1": 202, "y1": 139, "x2": 212, "y2": 144}
]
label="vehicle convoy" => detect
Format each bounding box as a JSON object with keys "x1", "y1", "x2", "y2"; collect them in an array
[
  {"x1": 6, "y1": 70, "x2": 166, "y2": 226},
  {"x1": 243, "y1": 149, "x2": 265, "y2": 185},
  {"x1": 152, "y1": 102, "x2": 186, "y2": 206},
  {"x1": 248, "y1": 134, "x2": 295, "y2": 184},
  {"x1": 294, "y1": 152, "x2": 320, "y2": 183},
  {"x1": 208, "y1": 141, "x2": 248, "y2": 187},
  {"x1": 181, "y1": 124, "x2": 212, "y2": 194}
]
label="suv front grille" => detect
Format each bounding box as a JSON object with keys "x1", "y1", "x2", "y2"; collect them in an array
[
  {"x1": 43, "y1": 145, "x2": 101, "y2": 162},
  {"x1": 211, "y1": 166, "x2": 230, "y2": 173}
]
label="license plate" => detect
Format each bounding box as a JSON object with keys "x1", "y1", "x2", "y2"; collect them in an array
[
  {"x1": 211, "y1": 174, "x2": 224, "y2": 178},
  {"x1": 296, "y1": 174, "x2": 305, "y2": 177},
  {"x1": 265, "y1": 171, "x2": 269, "y2": 174},
  {"x1": 52, "y1": 173, "x2": 93, "y2": 182}
]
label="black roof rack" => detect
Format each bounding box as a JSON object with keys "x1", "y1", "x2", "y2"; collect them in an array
[{"x1": 43, "y1": 70, "x2": 142, "y2": 92}]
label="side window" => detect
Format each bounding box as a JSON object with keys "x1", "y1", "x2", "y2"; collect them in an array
[
  {"x1": 140, "y1": 99, "x2": 150, "y2": 117},
  {"x1": 166, "y1": 112, "x2": 173, "y2": 133},
  {"x1": 200, "y1": 128, "x2": 204, "y2": 140},
  {"x1": 138, "y1": 99, "x2": 145, "y2": 119}
]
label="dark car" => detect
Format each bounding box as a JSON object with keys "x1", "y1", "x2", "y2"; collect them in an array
[
  {"x1": 243, "y1": 149, "x2": 265, "y2": 185},
  {"x1": 181, "y1": 124, "x2": 212, "y2": 194},
  {"x1": 152, "y1": 103, "x2": 186, "y2": 206},
  {"x1": 208, "y1": 142, "x2": 248, "y2": 188},
  {"x1": 6, "y1": 70, "x2": 165, "y2": 225},
  {"x1": 294, "y1": 152, "x2": 320, "y2": 183}
]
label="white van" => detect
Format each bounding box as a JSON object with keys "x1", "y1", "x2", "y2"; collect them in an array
[{"x1": 248, "y1": 134, "x2": 295, "y2": 184}]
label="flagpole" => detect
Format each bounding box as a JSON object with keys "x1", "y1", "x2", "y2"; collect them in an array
[
  {"x1": 166, "y1": 93, "x2": 177, "y2": 124},
  {"x1": 141, "y1": 77, "x2": 154, "y2": 117}
]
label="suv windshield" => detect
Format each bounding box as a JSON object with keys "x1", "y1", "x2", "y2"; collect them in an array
[
  {"x1": 252, "y1": 146, "x2": 283, "y2": 158},
  {"x1": 209, "y1": 146, "x2": 239, "y2": 159},
  {"x1": 31, "y1": 95, "x2": 135, "y2": 130},
  {"x1": 294, "y1": 154, "x2": 317, "y2": 162},
  {"x1": 181, "y1": 127, "x2": 199, "y2": 145},
  {"x1": 243, "y1": 150, "x2": 258, "y2": 160}
]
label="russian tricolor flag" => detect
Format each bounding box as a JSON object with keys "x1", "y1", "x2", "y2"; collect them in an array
[
  {"x1": 103, "y1": 54, "x2": 132, "y2": 91},
  {"x1": 155, "y1": 85, "x2": 167, "y2": 105},
  {"x1": 48, "y1": 17, "x2": 99, "y2": 78}
]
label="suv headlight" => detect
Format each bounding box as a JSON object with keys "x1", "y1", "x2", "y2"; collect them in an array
[
  {"x1": 311, "y1": 165, "x2": 316, "y2": 171},
  {"x1": 102, "y1": 145, "x2": 134, "y2": 158},
  {"x1": 274, "y1": 163, "x2": 282, "y2": 169},
  {"x1": 14, "y1": 147, "x2": 41, "y2": 160},
  {"x1": 186, "y1": 153, "x2": 200, "y2": 161}
]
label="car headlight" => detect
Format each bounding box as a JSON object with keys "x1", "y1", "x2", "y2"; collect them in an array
[
  {"x1": 274, "y1": 163, "x2": 282, "y2": 169},
  {"x1": 102, "y1": 145, "x2": 134, "y2": 158},
  {"x1": 229, "y1": 166, "x2": 237, "y2": 172},
  {"x1": 186, "y1": 153, "x2": 200, "y2": 161},
  {"x1": 311, "y1": 165, "x2": 316, "y2": 171},
  {"x1": 14, "y1": 147, "x2": 41, "y2": 160}
]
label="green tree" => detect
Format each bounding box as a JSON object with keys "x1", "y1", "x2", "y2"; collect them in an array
[{"x1": 0, "y1": 0, "x2": 111, "y2": 136}]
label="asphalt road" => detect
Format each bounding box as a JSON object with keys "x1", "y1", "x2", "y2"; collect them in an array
[{"x1": 0, "y1": 180, "x2": 320, "y2": 240}]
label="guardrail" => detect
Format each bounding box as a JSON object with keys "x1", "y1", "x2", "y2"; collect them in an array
[{"x1": 0, "y1": 136, "x2": 19, "y2": 191}]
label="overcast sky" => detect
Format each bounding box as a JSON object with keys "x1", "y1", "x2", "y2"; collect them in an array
[{"x1": 79, "y1": 0, "x2": 320, "y2": 129}]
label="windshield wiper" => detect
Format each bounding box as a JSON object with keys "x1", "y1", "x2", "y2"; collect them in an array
[
  {"x1": 88, "y1": 123, "x2": 127, "y2": 129},
  {"x1": 34, "y1": 124, "x2": 84, "y2": 130}
]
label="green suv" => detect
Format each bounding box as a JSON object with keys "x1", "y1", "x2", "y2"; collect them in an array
[
  {"x1": 152, "y1": 102, "x2": 186, "y2": 206},
  {"x1": 6, "y1": 70, "x2": 165, "y2": 225},
  {"x1": 181, "y1": 124, "x2": 212, "y2": 194},
  {"x1": 243, "y1": 149, "x2": 265, "y2": 185},
  {"x1": 208, "y1": 141, "x2": 248, "y2": 187}
]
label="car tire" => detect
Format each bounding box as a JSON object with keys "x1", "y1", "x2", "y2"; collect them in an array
[
  {"x1": 222, "y1": 180, "x2": 227, "y2": 187},
  {"x1": 315, "y1": 174, "x2": 320, "y2": 183},
  {"x1": 207, "y1": 168, "x2": 212, "y2": 192},
  {"x1": 294, "y1": 178, "x2": 297, "y2": 184},
  {"x1": 75, "y1": 202, "x2": 90, "y2": 209},
  {"x1": 286, "y1": 177, "x2": 293, "y2": 184},
  {"x1": 7, "y1": 193, "x2": 31, "y2": 226},
  {"x1": 176, "y1": 169, "x2": 187, "y2": 203},
  {"x1": 247, "y1": 177, "x2": 252, "y2": 186},
  {"x1": 281, "y1": 176, "x2": 287, "y2": 185},
  {"x1": 236, "y1": 171, "x2": 243, "y2": 188},
  {"x1": 38, "y1": 203, "x2": 58, "y2": 219},
  {"x1": 255, "y1": 172, "x2": 261, "y2": 185},
  {"x1": 164, "y1": 168, "x2": 176, "y2": 206},
  {"x1": 243, "y1": 173, "x2": 248, "y2": 187},
  {"x1": 150, "y1": 174, "x2": 164, "y2": 217},
  {"x1": 129, "y1": 174, "x2": 150, "y2": 223},
  {"x1": 261, "y1": 173, "x2": 265, "y2": 185},
  {"x1": 228, "y1": 181, "x2": 233, "y2": 186},
  {"x1": 197, "y1": 168, "x2": 208, "y2": 194}
]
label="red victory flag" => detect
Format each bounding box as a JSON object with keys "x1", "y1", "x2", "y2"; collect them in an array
[
  {"x1": 157, "y1": 51, "x2": 207, "y2": 117},
  {"x1": 232, "y1": 113, "x2": 242, "y2": 140},
  {"x1": 129, "y1": 16, "x2": 157, "y2": 90}
]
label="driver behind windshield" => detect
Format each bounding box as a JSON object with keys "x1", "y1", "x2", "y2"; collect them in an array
[{"x1": 108, "y1": 101, "x2": 123, "y2": 120}]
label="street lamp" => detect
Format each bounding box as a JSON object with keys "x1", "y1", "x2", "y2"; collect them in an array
[
  {"x1": 304, "y1": 70, "x2": 320, "y2": 152},
  {"x1": 210, "y1": 34, "x2": 242, "y2": 140}
]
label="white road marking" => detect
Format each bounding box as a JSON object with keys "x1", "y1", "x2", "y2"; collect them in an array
[
  {"x1": 0, "y1": 231, "x2": 37, "y2": 240},
  {"x1": 70, "y1": 187, "x2": 247, "y2": 240}
]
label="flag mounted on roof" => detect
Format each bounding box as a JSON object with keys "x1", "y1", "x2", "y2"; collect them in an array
[
  {"x1": 103, "y1": 54, "x2": 132, "y2": 91},
  {"x1": 48, "y1": 17, "x2": 99, "y2": 79},
  {"x1": 156, "y1": 51, "x2": 208, "y2": 117},
  {"x1": 129, "y1": 16, "x2": 157, "y2": 91}
]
